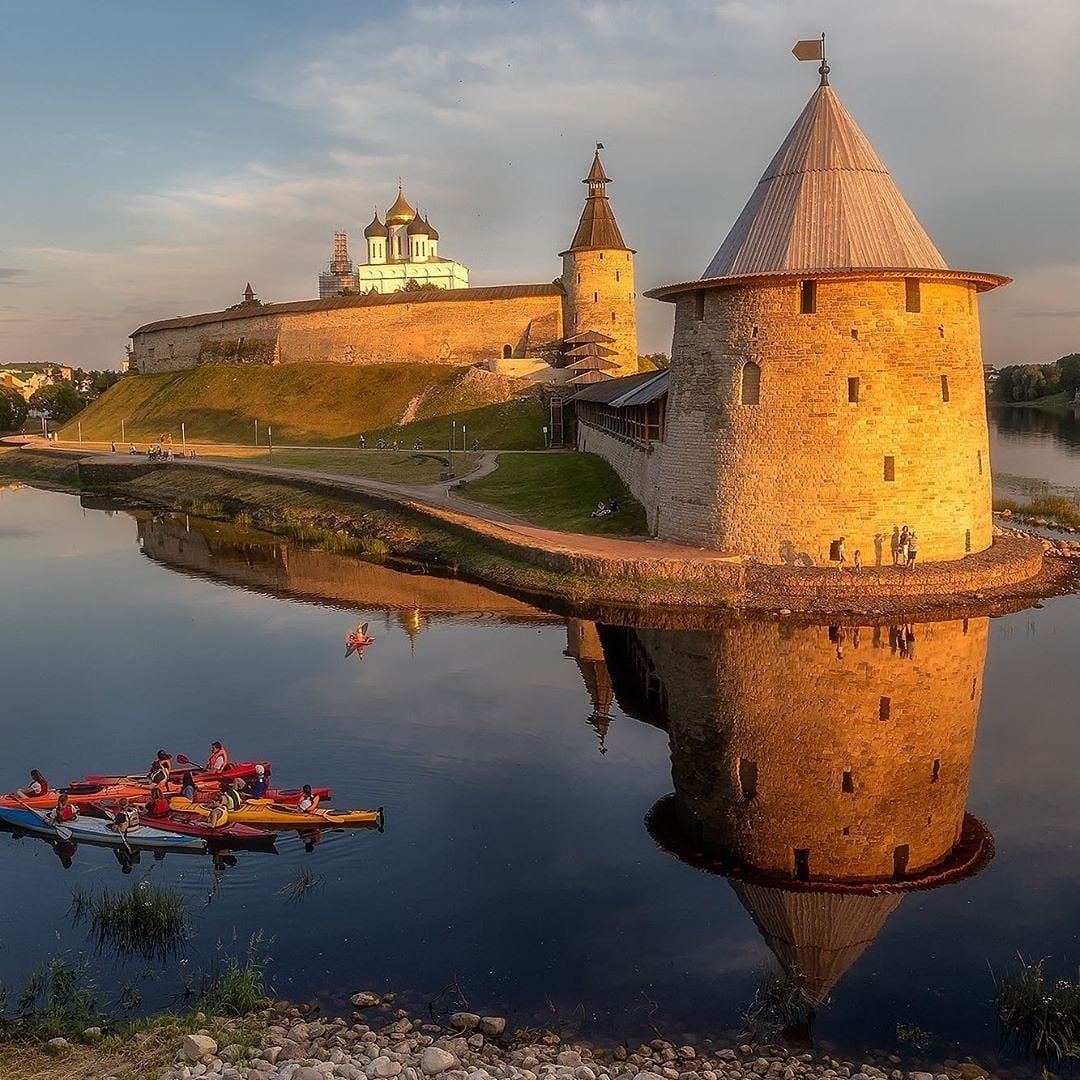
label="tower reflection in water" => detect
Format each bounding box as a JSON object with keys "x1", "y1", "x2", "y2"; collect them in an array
[{"x1": 603, "y1": 617, "x2": 994, "y2": 1016}]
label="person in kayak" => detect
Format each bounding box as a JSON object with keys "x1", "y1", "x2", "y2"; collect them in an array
[
  {"x1": 247, "y1": 763, "x2": 268, "y2": 798},
  {"x1": 14, "y1": 769, "x2": 48, "y2": 799},
  {"x1": 179, "y1": 771, "x2": 197, "y2": 800},
  {"x1": 207, "y1": 794, "x2": 229, "y2": 830},
  {"x1": 110, "y1": 798, "x2": 139, "y2": 834},
  {"x1": 145, "y1": 785, "x2": 170, "y2": 818},
  {"x1": 47, "y1": 792, "x2": 78, "y2": 824},
  {"x1": 148, "y1": 751, "x2": 172, "y2": 786},
  {"x1": 208, "y1": 742, "x2": 229, "y2": 772},
  {"x1": 297, "y1": 784, "x2": 320, "y2": 812},
  {"x1": 222, "y1": 779, "x2": 244, "y2": 811}
]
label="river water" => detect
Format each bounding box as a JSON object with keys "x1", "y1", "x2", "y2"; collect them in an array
[{"x1": 0, "y1": 411, "x2": 1077, "y2": 1068}]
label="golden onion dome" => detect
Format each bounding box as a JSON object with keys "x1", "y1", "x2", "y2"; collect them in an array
[{"x1": 385, "y1": 185, "x2": 416, "y2": 226}]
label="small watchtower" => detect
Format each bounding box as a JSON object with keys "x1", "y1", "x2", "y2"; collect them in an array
[{"x1": 560, "y1": 146, "x2": 638, "y2": 374}]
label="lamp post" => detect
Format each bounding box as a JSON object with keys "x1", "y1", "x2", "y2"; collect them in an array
[
  {"x1": 267, "y1": 425, "x2": 273, "y2": 460},
  {"x1": 121, "y1": 418, "x2": 125, "y2": 445},
  {"x1": 181, "y1": 422, "x2": 187, "y2": 456},
  {"x1": 77, "y1": 421, "x2": 82, "y2": 446},
  {"x1": 254, "y1": 418, "x2": 259, "y2": 447},
  {"x1": 462, "y1": 423, "x2": 466, "y2": 452}
]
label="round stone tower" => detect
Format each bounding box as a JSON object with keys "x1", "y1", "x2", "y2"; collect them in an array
[
  {"x1": 645, "y1": 68, "x2": 1009, "y2": 564},
  {"x1": 637, "y1": 616, "x2": 993, "y2": 1005},
  {"x1": 561, "y1": 146, "x2": 638, "y2": 374}
]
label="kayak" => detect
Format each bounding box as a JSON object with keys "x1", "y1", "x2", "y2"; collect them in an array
[
  {"x1": 74, "y1": 760, "x2": 272, "y2": 788},
  {"x1": 0, "y1": 805, "x2": 206, "y2": 852},
  {"x1": 86, "y1": 802, "x2": 275, "y2": 847},
  {"x1": 1, "y1": 783, "x2": 154, "y2": 810},
  {"x1": 181, "y1": 785, "x2": 332, "y2": 806},
  {"x1": 168, "y1": 796, "x2": 383, "y2": 829}
]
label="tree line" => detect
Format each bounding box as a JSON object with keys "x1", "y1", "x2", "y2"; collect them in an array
[{"x1": 993, "y1": 353, "x2": 1080, "y2": 403}]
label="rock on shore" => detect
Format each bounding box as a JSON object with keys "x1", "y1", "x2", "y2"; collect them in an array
[{"x1": 155, "y1": 1001, "x2": 995, "y2": 1080}]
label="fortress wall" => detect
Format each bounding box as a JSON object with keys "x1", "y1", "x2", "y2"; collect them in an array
[
  {"x1": 656, "y1": 278, "x2": 993, "y2": 563},
  {"x1": 637, "y1": 616, "x2": 987, "y2": 882},
  {"x1": 561, "y1": 249, "x2": 638, "y2": 372},
  {"x1": 133, "y1": 293, "x2": 563, "y2": 374},
  {"x1": 577, "y1": 422, "x2": 663, "y2": 528}
]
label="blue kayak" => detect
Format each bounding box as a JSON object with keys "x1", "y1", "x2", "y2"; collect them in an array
[{"x1": 0, "y1": 805, "x2": 206, "y2": 852}]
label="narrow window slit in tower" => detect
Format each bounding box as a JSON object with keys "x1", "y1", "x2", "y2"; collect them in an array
[
  {"x1": 963, "y1": 618, "x2": 969, "y2": 634},
  {"x1": 598, "y1": 252, "x2": 603, "y2": 260},
  {"x1": 738, "y1": 758, "x2": 758, "y2": 801},
  {"x1": 905, "y1": 278, "x2": 921, "y2": 312},
  {"x1": 751, "y1": 326, "x2": 759, "y2": 340},
  {"x1": 931, "y1": 758, "x2": 941, "y2": 783},
  {"x1": 893, "y1": 845, "x2": 910, "y2": 879},
  {"x1": 850, "y1": 328, "x2": 858, "y2": 340},
  {"x1": 800, "y1": 280, "x2": 817, "y2": 314},
  {"x1": 884, "y1": 455, "x2": 895, "y2": 482},
  {"x1": 692, "y1": 291, "x2": 705, "y2": 321},
  {"x1": 978, "y1": 450, "x2": 983, "y2": 475},
  {"x1": 939, "y1": 325, "x2": 946, "y2": 338},
  {"x1": 615, "y1": 270, "x2": 620, "y2": 282},
  {"x1": 842, "y1": 770, "x2": 854, "y2": 793},
  {"x1": 848, "y1": 377, "x2": 860, "y2": 403},
  {"x1": 971, "y1": 678, "x2": 977, "y2": 700},
  {"x1": 593, "y1": 292, "x2": 598, "y2": 303},
  {"x1": 611, "y1": 311, "x2": 617, "y2": 323},
  {"x1": 965, "y1": 529, "x2": 972, "y2": 552},
  {"x1": 794, "y1": 849, "x2": 810, "y2": 881},
  {"x1": 927, "y1": 815, "x2": 933, "y2": 826},
  {"x1": 879, "y1": 696, "x2": 891, "y2": 721},
  {"x1": 576, "y1": 273, "x2": 581, "y2": 284},
  {"x1": 740, "y1": 361, "x2": 761, "y2": 406},
  {"x1": 941, "y1": 374, "x2": 950, "y2": 401},
  {"x1": 842, "y1": 826, "x2": 851, "y2": 836}
]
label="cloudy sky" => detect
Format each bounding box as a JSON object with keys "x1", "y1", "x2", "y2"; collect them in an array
[{"x1": 2, "y1": 0, "x2": 1078, "y2": 370}]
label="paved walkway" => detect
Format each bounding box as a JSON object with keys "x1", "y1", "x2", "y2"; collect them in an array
[{"x1": 31, "y1": 441, "x2": 740, "y2": 567}]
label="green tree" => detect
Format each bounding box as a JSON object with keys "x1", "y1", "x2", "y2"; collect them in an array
[
  {"x1": 0, "y1": 385, "x2": 29, "y2": 431},
  {"x1": 399, "y1": 278, "x2": 441, "y2": 292},
  {"x1": 29, "y1": 381, "x2": 85, "y2": 423},
  {"x1": 1055, "y1": 354, "x2": 1080, "y2": 397},
  {"x1": 638, "y1": 352, "x2": 670, "y2": 371}
]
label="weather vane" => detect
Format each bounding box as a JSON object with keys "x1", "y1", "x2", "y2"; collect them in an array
[{"x1": 792, "y1": 32, "x2": 829, "y2": 85}]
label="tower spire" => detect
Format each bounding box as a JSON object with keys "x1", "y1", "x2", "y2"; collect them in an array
[{"x1": 562, "y1": 144, "x2": 628, "y2": 253}]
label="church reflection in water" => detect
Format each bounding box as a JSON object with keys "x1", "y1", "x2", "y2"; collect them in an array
[{"x1": 600, "y1": 616, "x2": 994, "y2": 1012}]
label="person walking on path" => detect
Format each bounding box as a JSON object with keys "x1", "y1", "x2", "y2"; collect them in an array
[
  {"x1": 906, "y1": 530, "x2": 918, "y2": 570},
  {"x1": 836, "y1": 536, "x2": 847, "y2": 572},
  {"x1": 853, "y1": 549, "x2": 862, "y2": 574},
  {"x1": 897, "y1": 525, "x2": 910, "y2": 568}
]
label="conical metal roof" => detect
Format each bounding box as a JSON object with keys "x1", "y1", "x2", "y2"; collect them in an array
[
  {"x1": 407, "y1": 211, "x2": 430, "y2": 236},
  {"x1": 731, "y1": 882, "x2": 903, "y2": 1008},
  {"x1": 561, "y1": 148, "x2": 632, "y2": 254},
  {"x1": 703, "y1": 83, "x2": 947, "y2": 278},
  {"x1": 363, "y1": 210, "x2": 387, "y2": 239}
]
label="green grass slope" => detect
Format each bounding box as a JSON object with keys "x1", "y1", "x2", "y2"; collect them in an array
[
  {"x1": 61, "y1": 363, "x2": 542, "y2": 447},
  {"x1": 462, "y1": 452, "x2": 648, "y2": 535}
]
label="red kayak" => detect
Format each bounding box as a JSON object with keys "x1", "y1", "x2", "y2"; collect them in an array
[
  {"x1": 73, "y1": 761, "x2": 272, "y2": 789},
  {"x1": 86, "y1": 802, "x2": 275, "y2": 847}
]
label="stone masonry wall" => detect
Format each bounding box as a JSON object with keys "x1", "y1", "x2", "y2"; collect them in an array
[
  {"x1": 577, "y1": 422, "x2": 662, "y2": 530},
  {"x1": 638, "y1": 615, "x2": 987, "y2": 881},
  {"x1": 561, "y1": 249, "x2": 638, "y2": 373},
  {"x1": 132, "y1": 293, "x2": 563, "y2": 374},
  {"x1": 656, "y1": 278, "x2": 993, "y2": 564}
]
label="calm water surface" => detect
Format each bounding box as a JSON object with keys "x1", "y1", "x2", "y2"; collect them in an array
[
  {"x1": 989, "y1": 404, "x2": 1080, "y2": 486},
  {"x1": 1, "y1": 484, "x2": 1079, "y2": 1069}
]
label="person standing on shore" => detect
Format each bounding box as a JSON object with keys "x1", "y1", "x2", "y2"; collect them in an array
[
  {"x1": 853, "y1": 549, "x2": 862, "y2": 574},
  {"x1": 906, "y1": 530, "x2": 918, "y2": 570},
  {"x1": 836, "y1": 536, "x2": 847, "y2": 571},
  {"x1": 897, "y1": 525, "x2": 910, "y2": 567}
]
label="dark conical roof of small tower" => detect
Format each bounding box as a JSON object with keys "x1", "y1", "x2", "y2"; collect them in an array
[
  {"x1": 407, "y1": 211, "x2": 430, "y2": 236},
  {"x1": 730, "y1": 882, "x2": 903, "y2": 1008},
  {"x1": 424, "y1": 214, "x2": 439, "y2": 241},
  {"x1": 703, "y1": 81, "x2": 947, "y2": 278},
  {"x1": 562, "y1": 148, "x2": 632, "y2": 254}
]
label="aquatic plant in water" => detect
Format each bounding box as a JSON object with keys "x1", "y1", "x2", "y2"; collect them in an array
[
  {"x1": 200, "y1": 933, "x2": 272, "y2": 1017},
  {"x1": 278, "y1": 868, "x2": 321, "y2": 902},
  {"x1": 12, "y1": 957, "x2": 99, "y2": 1036},
  {"x1": 995, "y1": 956, "x2": 1080, "y2": 1061},
  {"x1": 71, "y1": 882, "x2": 188, "y2": 961}
]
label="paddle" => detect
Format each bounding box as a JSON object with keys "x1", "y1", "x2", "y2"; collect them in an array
[
  {"x1": 14, "y1": 796, "x2": 73, "y2": 842},
  {"x1": 176, "y1": 754, "x2": 208, "y2": 770}
]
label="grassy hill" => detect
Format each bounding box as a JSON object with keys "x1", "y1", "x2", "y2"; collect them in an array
[{"x1": 60, "y1": 363, "x2": 546, "y2": 449}]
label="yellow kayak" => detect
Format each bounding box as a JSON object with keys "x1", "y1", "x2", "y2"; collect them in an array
[{"x1": 168, "y1": 797, "x2": 383, "y2": 829}]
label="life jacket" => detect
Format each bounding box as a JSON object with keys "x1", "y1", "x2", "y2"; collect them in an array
[
  {"x1": 149, "y1": 761, "x2": 170, "y2": 785},
  {"x1": 208, "y1": 747, "x2": 229, "y2": 772},
  {"x1": 298, "y1": 794, "x2": 319, "y2": 812},
  {"x1": 223, "y1": 788, "x2": 243, "y2": 811},
  {"x1": 208, "y1": 806, "x2": 229, "y2": 829},
  {"x1": 114, "y1": 808, "x2": 136, "y2": 830},
  {"x1": 30, "y1": 777, "x2": 48, "y2": 796},
  {"x1": 146, "y1": 797, "x2": 170, "y2": 817},
  {"x1": 55, "y1": 803, "x2": 77, "y2": 822}
]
